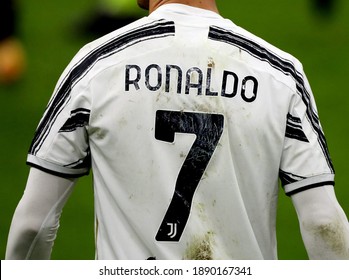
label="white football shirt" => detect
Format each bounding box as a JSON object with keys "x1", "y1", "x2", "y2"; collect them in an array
[{"x1": 27, "y1": 4, "x2": 334, "y2": 259}]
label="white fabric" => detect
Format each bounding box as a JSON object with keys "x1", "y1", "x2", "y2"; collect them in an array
[
  {"x1": 12, "y1": 4, "x2": 342, "y2": 259},
  {"x1": 5, "y1": 168, "x2": 76, "y2": 259},
  {"x1": 291, "y1": 185, "x2": 349, "y2": 259}
]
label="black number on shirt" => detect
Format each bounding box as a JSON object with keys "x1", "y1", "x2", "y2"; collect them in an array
[{"x1": 155, "y1": 110, "x2": 224, "y2": 241}]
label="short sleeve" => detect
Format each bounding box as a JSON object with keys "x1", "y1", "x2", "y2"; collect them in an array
[
  {"x1": 279, "y1": 71, "x2": 335, "y2": 196},
  {"x1": 27, "y1": 52, "x2": 92, "y2": 178}
]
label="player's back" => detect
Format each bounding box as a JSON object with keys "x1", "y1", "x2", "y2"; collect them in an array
[
  {"x1": 28, "y1": 4, "x2": 333, "y2": 259},
  {"x1": 85, "y1": 4, "x2": 294, "y2": 259}
]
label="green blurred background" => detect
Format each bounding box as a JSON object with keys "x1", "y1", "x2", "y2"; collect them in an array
[{"x1": 0, "y1": 0, "x2": 348, "y2": 260}]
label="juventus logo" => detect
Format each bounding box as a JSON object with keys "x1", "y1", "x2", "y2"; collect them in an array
[{"x1": 167, "y1": 223, "x2": 177, "y2": 239}]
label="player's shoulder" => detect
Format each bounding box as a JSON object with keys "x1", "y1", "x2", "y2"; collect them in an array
[
  {"x1": 69, "y1": 16, "x2": 175, "y2": 68},
  {"x1": 233, "y1": 23, "x2": 304, "y2": 71},
  {"x1": 58, "y1": 16, "x2": 165, "y2": 80},
  {"x1": 211, "y1": 19, "x2": 307, "y2": 92},
  {"x1": 76, "y1": 17, "x2": 151, "y2": 59}
]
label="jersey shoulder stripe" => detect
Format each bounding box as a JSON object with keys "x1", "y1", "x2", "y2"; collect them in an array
[
  {"x1": 28, "y1": 19, "x2": 175, "y2": 156},
  {"x1": 279, "y1": 170, "x2": 306, "y2": 186},
  {"x1": 208, "y1": 25, "x2": 334, "y2": 173},
  {"x1": 58, "y1": 108, "x2": 90, "y2": 133},
  {"x1": 285, "y1": 113, "x2": 309, "y2": 143}
]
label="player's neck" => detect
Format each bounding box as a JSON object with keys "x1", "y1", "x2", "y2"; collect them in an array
[{"x1": 149, "y1": 0, "x2": 219, "y2": 14}]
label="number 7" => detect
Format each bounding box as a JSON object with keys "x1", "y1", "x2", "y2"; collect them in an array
[{"x1": 155, "y1": 110, "x2": 224, "y2": 241}]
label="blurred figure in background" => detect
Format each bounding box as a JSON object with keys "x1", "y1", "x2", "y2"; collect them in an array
[
  {"x1": 81, "y1": 0, "x2": 146, "y2": 37},
  {"x1": 0, "y1": 0, "x2": 26, "y2": 84},
  {"x1": 313, "y1": 0, "x2": 336, "y2": 16}
]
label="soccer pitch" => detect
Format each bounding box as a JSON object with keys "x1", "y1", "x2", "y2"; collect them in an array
[{"x1": 0, "y1": 0, "x2": 348, "y2": 260}]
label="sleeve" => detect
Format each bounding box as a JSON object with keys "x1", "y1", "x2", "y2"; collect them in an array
[
  {"x1": 279, "y1": 67, "x2": 335, "y2": 196},
  {"x1": 6, "y1": 168, "x2": 76, "y2": 259},
  {"x1": 26, "y1": 50, "x2": 92, "y2": 178}
]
